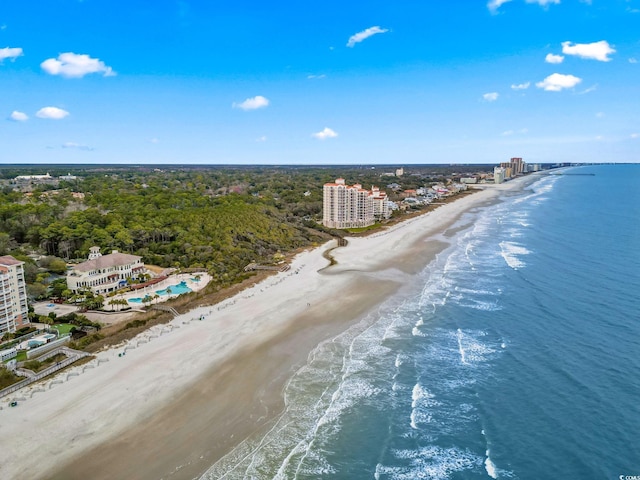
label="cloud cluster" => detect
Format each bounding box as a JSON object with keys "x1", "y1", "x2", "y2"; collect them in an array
[
  {"x1": 526, "y1": 0, "x2": 560, "y2": 5},
  {"x1": 312, "y1": 127, "x2": 338, "y2": 140},
  {"x1": 62, "y1": 142, "x2": 93, "y2": 151},
  {"x1": 0, "y1": 47, "x2": 23, "y2": 61},
  {"x1": 511, "y1": 82, "x2": 530, "y2": 90},
  {"x1": 41, "y1": 52, "x2": 116, "y2": 78},
  {"x1": 536, "y1": 73, "x2": 582, "y2": 91},
  {"x1": 502, "y1": 128, "x2": 529, "y2": 136},
  {"x1": 233, "y1": 95, "x2": 270, "y2": 111},
  {"x1": 545, "y1": 53, "x2": 564, "y2": 64},
  {"x1": 488, "y1": 0, "x2": 512, "y2": 13},
  {"x1": 483, "y1": 92, "x2": 499, "y2": 102},
  {"x1": 561, "y1": 41, "x2": 615, "y2": 61},
  {"x1": 36, "y1": 106, "x2": 70, "y2": 119},
  {"x1": 488, "y1": 0, "x2": 558, "y2": 13},
  {"x1": 347, "y1": 26, "x2": 388, "y2": 47},
  {"x1": 9, "y1": 111, "x2": 28, "y2": 122}
]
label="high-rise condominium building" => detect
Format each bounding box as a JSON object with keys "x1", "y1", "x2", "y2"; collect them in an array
[
  {"x1": 323, "y1": 179, "x2": 390, "y2": 229},
  {"x1": 0, "y1": 255, "x2": 29, "y2": 334}
]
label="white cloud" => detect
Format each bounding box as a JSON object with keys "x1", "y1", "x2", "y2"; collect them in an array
[
  {"x1": 536, "y1": 73, "x2": 582, "y2": 91},
  {"x1": 631, "y1": 133, "x2": 639, "y2": 139},
  {"x1": 36, "y1": 106, "x2": 70, "y2": 119},
  {"x1": 483, "y1": 92, "x2": 499, "y2": 102},
  {"x1": 41, "y1": 52, "x2": 116, "y2": 78},
  {"x1": 511, "y1": 82, "x2": 531, "y2": 90},
  {"x1": 561, "y1": 41, "x2": 615, "y2": 62},
  {"x1": 149, "y1": 138, "x2": 160, "y2": 144},
  {"x1": 596, "y1": 112, "x2": 605, "y2": 118},
  {"x1": 526, "y1": 0, "x2": 560, "y2": 6},
  {"x1": 62, "y1": 142, "x2": 93, "y2": 151},
  {"x1": 347, "y1": 26, "x2": 388, "y2": 47},
  {"x1": 0, "y1": 47, "x2": 23, "y2": 61},
  {"x1": 312, "y1": 127, "x2": 338, "y2": 140},
  {"x1": 502, "y1": 128, "x2": 528, "y2": 136},
  {"x1": 577, "y1": 84, "x2": 597, "y2": 94},
  {"x1": 307, "y1": 74, "x2": 326, "y2": 79},
  {"x1": 487, "y1": 0, "x2": 513, "y2": 13},
  {"x1": 233, "y1": 95, "x2": 270, "y2": 111},
  {"x1": 545, "y1": 53, "x2": 565, "y2": 64},
  {"x1": 629, "y1": 58, "x2": 638, "y2": 64},
  {"x1": 256, "y1": 135, "x2": 267, "y2": 142},
  {"x1": 9, "y1": 111, "x2": 28, "y2": 121}
]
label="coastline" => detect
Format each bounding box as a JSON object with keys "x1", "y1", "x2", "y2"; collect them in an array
[{"x1": 0, "y1": 174, "x2": 542, "y2": 480}]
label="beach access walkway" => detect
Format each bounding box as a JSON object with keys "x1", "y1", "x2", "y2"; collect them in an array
[{"x1": 0, "y1": 346, "x2": 92, "y2": 401}]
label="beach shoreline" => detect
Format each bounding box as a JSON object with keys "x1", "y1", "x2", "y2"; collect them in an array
[{"x1": 0, "y1": 175, "x2": 542, "y2": 480}]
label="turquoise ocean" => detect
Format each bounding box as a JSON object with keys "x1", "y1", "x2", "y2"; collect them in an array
[{"x1": 202, "y1": 164, "x2": 640, "y2": 479}]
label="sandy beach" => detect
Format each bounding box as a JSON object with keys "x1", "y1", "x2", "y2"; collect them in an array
[{"x1": 0, "y1": 175, "x2": 540, "y2": 480}]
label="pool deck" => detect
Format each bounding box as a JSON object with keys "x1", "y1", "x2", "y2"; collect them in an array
[
  {"x1": 114, "y1": 273, "x2": 210, "y2": 306},
  {"x1": 32, "y1": 273, "x2": 210, "y2": 327}
]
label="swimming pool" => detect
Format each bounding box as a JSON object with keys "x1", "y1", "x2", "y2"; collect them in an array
[
  {"x1": 155, "y1": 281, "x2": 192, "y2": 296},
  {"x1": 128, "y1": 297, "x2": 142, "y2": 303}
]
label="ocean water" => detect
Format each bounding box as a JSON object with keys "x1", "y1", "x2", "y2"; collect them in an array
[{"x1": 202, "y1": 164, "x2": 640, "y2": 479}]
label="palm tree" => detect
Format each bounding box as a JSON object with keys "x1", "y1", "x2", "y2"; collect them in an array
[{"x1": 142, "y1": 294, "x2": 153, "y2": 308}]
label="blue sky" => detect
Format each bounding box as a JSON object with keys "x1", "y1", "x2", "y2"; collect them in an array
[{"x1": 1, "y1": 0, "x2": 639, "y2": 164}]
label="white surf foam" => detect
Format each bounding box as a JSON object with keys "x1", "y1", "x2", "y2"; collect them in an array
[
  {"x1": 380, "y1": 446, "x2": 483, "y2": 480},
  {"x1": 485, "y1": 450, "x2": 498, "y2": 479},
  {"x1": 456, "y1": 328, "x2": 468, "y2": 365},
  {"x1": 499, "y1": 241, "x2": 530, "y2": 269}
]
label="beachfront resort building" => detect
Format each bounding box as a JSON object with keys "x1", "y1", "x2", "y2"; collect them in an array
[
  {"x1": 67, "y1": 247, "x2": 146, "y2": 295},
  {"x1": 494, "y1": 167, "x2": 506, "y2": 184},
  {"x1": 323, "y1": 179, "x2": 390, "y2": 229},
  {"x1": 0, "y1": 256, "x2": 29, "y2": 335},
  {"x1": 500, "y1": 157, "x2": 527, "y2": 179}
]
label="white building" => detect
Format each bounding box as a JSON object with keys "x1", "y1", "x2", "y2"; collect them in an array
[
  {"x1": 67, "y1": 247, "x2": 146, "y2": 295},
  {"x1": 0, "y1": 255, "x2": 29, "y2": 335},
  {"x1": 15, "y1": 173, "x2": 53, "y2": 182},
  {"x1": 323, "y1": 179, "x2": 389, "y2": 229},
  {"x1": 371, "y1": 186, "x2": 391, "y2": 221},
  {"x1": 494, "y1": 167, "x2": 506, "y2": 184}
]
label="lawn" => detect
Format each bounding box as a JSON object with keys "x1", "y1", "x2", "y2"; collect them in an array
[{"x1": 52, "y1": 323, "x2": 74, "y2": 335}]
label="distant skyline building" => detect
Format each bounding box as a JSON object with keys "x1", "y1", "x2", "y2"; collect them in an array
[
  {"x1": 510, "y1": 157, "x2": 525, "y2": 175},
  {"x1": 499, "y1": 157, "x2": 526, "y2": 179},
  {"x1": 323, "y1": 179, "x2": 389, "y2": 229},
  {"x1": 0, "y1": 255, "x2": 29, "y2": 334}
]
